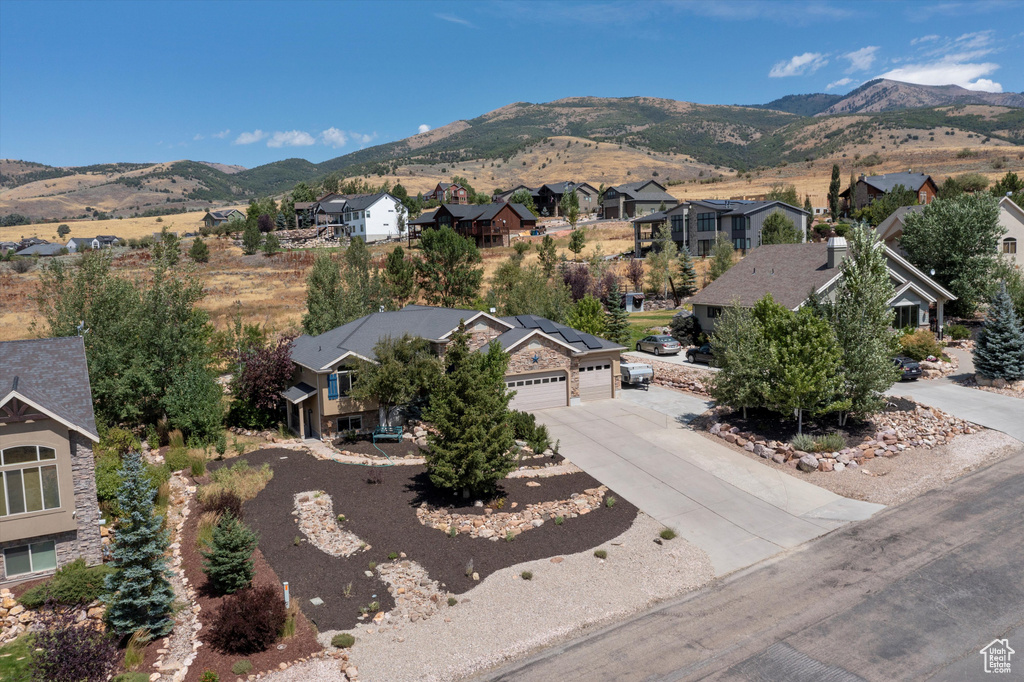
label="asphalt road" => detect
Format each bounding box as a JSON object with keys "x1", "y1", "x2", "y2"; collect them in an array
[{"x1": 483, "y1": 446, "x2": 1024, "y2": 682}]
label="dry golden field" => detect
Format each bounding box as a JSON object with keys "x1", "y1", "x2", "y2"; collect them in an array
[{"x1": 0, "y1": 207, "x2": 247, "y2": 243}]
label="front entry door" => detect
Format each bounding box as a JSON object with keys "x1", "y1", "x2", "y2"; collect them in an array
[{"x1": 305, "y1": 409, "x2": 313, "y2": 438}]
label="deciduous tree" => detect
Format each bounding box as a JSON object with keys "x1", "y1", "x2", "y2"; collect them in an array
[
  {"x1": 566, "y1": 293, "x2": 606, "y2": 336},
  {"x1": 349, "y1": 335, "x2": 442, "y2": 426},
  {"x1": 302, "y1": 251, "x2": 343, "y2": 335},
  {"x1": 536, "y1": 235, "x2": 558, "y2": 277},
  {"x1": 415, "y1": 227, "x2": 483, "y2": 308},
  {"x1": 509, "y1": 189, "x2": 538, "y2": 216},
  {"x1": 761, "y1": 211, "x2": 801, "y2": 245},
  {"x1": 560, "y1": 185, "x2": 580, "y2": 230},
  {"x1": 708, "y1": 234, "x2": 735, "y2": 282},
  {"x1": 709, "y1": 305, "x2": 772, "y2": 419}
]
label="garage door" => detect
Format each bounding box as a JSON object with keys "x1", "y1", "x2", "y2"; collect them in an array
[
  {"x1": 506, "y1": 371, "x2": 567, "y2": 411},
  {"x1": 579, "y1": 360, "x2": 612, "y2": 401}
]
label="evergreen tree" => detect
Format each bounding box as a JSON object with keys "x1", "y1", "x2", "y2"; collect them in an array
[
  {"x1": 241, "y1": 220, "x2": 262, "y2": 255},
  {"x1": 423, "y1": 325, "x2": 516, "y2": 498},
  {"x1": 188, "y1": 237, "x2": 210, "y2": 263},
  {"x1": 509, "y1": 189, "x2": 538, "y2": 216},
  {"x1": 709, "y1": 305, "x2": 772, "y2": 419},
  {"x1": 261, "y1": 231, "x2": 280, "y2": 256},
  {"x1": 568, "y1": 229, "x2": 587, "y2": 260},
  {"x1": 536, "y1": 235, "x2": 558, "y2": 277},
  {"x1": 603, "y1": 281, "x2": 630, "y2": 345},
  {"x1": 761, "y1": 211, "x2": 801, "y2": 245},
  {"x1": 803, "y1": 195, "x2": 814, "y2": 219},
  {"x1": 384, "y1": 245, "x2": 417, "y2": 306},
  {"x1": 848, "y1": 172, "x2": 857, "y2": 216},
  {"x1": 103, "y1": 452, "x2": 175, "y2": 636},
  {"x1": 201, "y1": 512, "x2": 258, "y2": 595},
  {"x1": 708, "y1": 234, "x2": 735, "y2": 282},
  {"x1": 567, "y1": 294, "x2": 606, "y2": 336},
  {"x1": 560, "y1": 185, "x2": 580, "y2": 230},
  {"x1": 302, "y1": 252, "x2": 343, "y2": 335},
  {"x1": 828, "y1": 164, "x2": 841, "y2": 222},
  {"x1": 415, "y1": 227, "x2": 483, "y2": 308},
  {"x1": 675, "y1": 246, "x2": 697, "y2": 298},
  {"x1": 974, "y1": 282, "x2": 1024, "y2": 381},
  {"x1": 991, "y1": 171, "x2": 1024, "y2": 199}
]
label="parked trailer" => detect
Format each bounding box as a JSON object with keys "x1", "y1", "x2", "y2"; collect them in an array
[{"x1": 620, "y1": 362, "x2": 653, "y2": 390}]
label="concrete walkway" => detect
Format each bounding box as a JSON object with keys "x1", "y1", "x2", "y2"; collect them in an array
[
  {"x1": 889, "y1": 379, "x2": 1024, "y2": 442},
  {"x1": 536, "y1": 387, "x2": 883, "y2": 576}
]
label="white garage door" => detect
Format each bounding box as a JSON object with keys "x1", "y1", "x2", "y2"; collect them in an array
[
  {"x1": 506, "y1": 371, "x2": 567, "y2": 411},
  {"x1": 579, "y1": 360, "x2": 612, "y2": 401}
]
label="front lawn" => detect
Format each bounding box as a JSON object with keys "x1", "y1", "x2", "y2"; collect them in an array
[
  {"x1": 0, "y1": 634, "x2": 33, "y2": 682},
  {"x1": 626, "y1": 308, "x2": 680, "y2": 349}
]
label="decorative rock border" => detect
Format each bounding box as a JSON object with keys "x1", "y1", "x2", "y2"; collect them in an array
[
  {"x1": 706, "y1": 402, "x2": 977, "y2": 473},
  {"x1": 918, "y1": 356, "x2": 958, "y2": 379},
  {"x1": 294, "y1": 491, "x2": 370, "y2": 557},
  {"x1": 416, "y1": 486, "x2": 608, "y2": 539},
  {"x1": 373, "y1": 559, "x2": 447, "y2": 625},
  {"x1": 0, "y1": 592, "x2": 105, "y2": 645},
  {"x1": 622, "y1": 354, "x2": 711, "y2": 397}
]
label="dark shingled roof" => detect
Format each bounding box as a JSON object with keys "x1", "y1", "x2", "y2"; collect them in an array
[
  {"x1": 1, "y1": 336, "x2": 99, "y2": 441},
  {"x1": 16, "y1": 243, "x2": 65, "y2": 256},
  {"x1": 689, "y1": 242, "x2": 840, "y2": 310},
  {"x1": 498, "y1": 315, "x2": 624, "y2": 353},
  {"x1": 841, "y1": 173, "x2": 933, "y2": 197}
]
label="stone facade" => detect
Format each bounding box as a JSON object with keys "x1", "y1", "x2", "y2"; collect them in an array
[
  {"x1": 465, "y1": 317, "x2": 506, "y2": 351},
  {"x1": 506, "y1": 336, "x2": 579, "y2": 399}
]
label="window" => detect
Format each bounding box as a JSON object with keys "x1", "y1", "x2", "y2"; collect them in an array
[
  {"x1": 327, "y1": 371, "x2": 356, "y2": 400},
  {"x1": 696, "y1": 212, "x2": 716, "y2": 232},
  {"x1": 919, "y1": 191, "x2": 927, "y2": 203},
  {"x1": 1004, "y1": 238, "x2": 1017, "y2": 254},
  {"x1": 707, "y1": 307, "x2": 723, "y2": 319},
  {"x1": 366, "y1": 210, "x2": 371, "y2": 218},
  {"x1": 732, "y1": 216, "x2": 747, "y2": 231},
  {"x1": 1, "y1": 446, "x2": 60, "y2": 517},
  {"x1": 337, "y1": 416, "x2": 362, "y2": 432},
  {"x1": 893, "y1": 304, "x2": 920, "y2": 329},
  {"x1": 697, "y1": 239, "x2": 714, "y2": 256},
  {"x1": 4, "y1": 541, "x2": 57, "y2": 578},
  {"x1": 670, "y1": 215, "x2": 686, "y2": 233}
]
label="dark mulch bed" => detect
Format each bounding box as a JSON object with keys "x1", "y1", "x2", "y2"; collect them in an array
[
  {"x1": 331, "y1": 439, "x2": 424, "y2": 458},
  {"x1": 214, "y1": 449, "x2": 637, "y2": 632},
  {"x1": 702, "y1": 397, "x2": 919, "y2": 449},
  {"x1": 179, "y1": 493, "x2": 322, "y2": 681}
]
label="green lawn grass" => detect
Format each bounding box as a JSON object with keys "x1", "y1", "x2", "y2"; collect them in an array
[
  {"x1": 625, "y1": 308, "x2": 683, "y2": 349},
  {"x1": 0, "y1": 634, "x2": 34, "y2": 681}
]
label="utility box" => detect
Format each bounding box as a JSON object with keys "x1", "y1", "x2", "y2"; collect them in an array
[{"x1": 623, "y1": 292, "x2": 645, "y2": 313}]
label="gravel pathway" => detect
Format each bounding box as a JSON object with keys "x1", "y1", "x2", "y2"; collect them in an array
[{"x1": 314, "y1": 513, "x2": 714, "y2": 682}]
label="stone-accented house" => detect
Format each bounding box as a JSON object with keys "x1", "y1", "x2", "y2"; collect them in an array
[
  {"x1": 281, "y1": 305, "x2": 624, "y2": 440},
  {"x1": 0, "y1": 337, "x2": 102, "y2": 585},
  {"x1": 65, "y1": 235, "x2": 122, "y2": 253},
  {"x1": 202, "y1": 209, "x2": 245, "y2": 228},
  {"x1": 425, "y1": 182, "x2": 469, "y2": 205},
  {"x1": 600, "y1": 180, "x2": 678, "y2": 220},
  {"x1": 407, "y1": 203, "x2": 537, "y2": 248},
  {"x1": 840, "y1": 172, "x2": 938, "y2": 211},
  {"x1": 689, "y1": 237, "x2": 956, "y2": 334}
]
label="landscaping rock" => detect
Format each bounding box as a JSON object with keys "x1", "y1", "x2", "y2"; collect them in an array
[
  {"x1": 294, "y1": 491, "x2": 368, "y2": 557},
  {"x1": 797, "y1": 455, "x2": 820, "y2": 472}
]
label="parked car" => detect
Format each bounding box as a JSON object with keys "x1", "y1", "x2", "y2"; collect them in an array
[
  {"x1": 686, "y1": 343, "x2": 714, "y2": 364},
  {"x1": 893, "y1": 356, "x2": 922, "y2": 381},
  {"x1": 635, "y1": 335, "x2": 681, "y2": 356}
]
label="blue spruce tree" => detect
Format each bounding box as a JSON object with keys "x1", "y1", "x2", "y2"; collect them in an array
[
  {"x1": 974, "y1": 282, "x2": 1024, "y2": 381},
  {"x1": 103, "y1": 451, "x2": 175, "y2": 636}
]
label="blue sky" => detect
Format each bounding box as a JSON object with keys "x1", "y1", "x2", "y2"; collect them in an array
[{"x1": 1, "y1": 0, "x2": 1021, "y2": 168}]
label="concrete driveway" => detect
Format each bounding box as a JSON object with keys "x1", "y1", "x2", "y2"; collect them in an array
[
  {"x1": 536, "y1": 387, "x2": 883, "y2": 576},
  {"x1": 889, "y1": 379, "x2": 1024, "y2": 442}
]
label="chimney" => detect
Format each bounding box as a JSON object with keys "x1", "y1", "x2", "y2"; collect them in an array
[{"x1": 827, "y1": 236, "x2": 848, "y2": 269}]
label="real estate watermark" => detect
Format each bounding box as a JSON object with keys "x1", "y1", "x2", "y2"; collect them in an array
[{"x1": 980, "y1": 638, "x2": 1014, "y2": 674}]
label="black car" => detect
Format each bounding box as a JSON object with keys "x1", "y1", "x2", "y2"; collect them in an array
[
  {"x1": 893, "y1": 356, "x2": 922, "y2": 381},
  {"x1": 686, "y1": 343, "x2": 714, "y2": 364}
]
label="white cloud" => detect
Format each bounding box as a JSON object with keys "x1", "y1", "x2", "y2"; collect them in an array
[
  {"x1": 349, "y1": 131, "x2": 378, "y2": 145},
  {"x1": 193, "y1": 133, "x2": 204, "y2": 141},
  {"x1": 769, "y1": 52, "x2": 829, "y2": 78},
  {"x1": 877, "y1": 60, "x2": 1003, "y2": 91},
  {"x1": 436, "y1": 13, "x2": 475, "y2": 28},
  {"x1": 911, "y1": 34, "x2": 940, "y2": 45},
  {"x1": 234, "y1": 130, "x2": 267, "y2": 145},
  {"x1": 267, "y1": 130, "x2": 315, "y2": 148},
  {"x1": 842, "y1": 46, "x2": 879, "y2": 72},
  {"x1": 320, "y1": 127, "x2": 348, "y2": 148},
  {"x1": 826, "y1": 77, "x2": 854, "y2": 90},
  {"x1": 212, "y1": 129, "x2": 231, "y2": 139},
  {"x1": 418, "y1": 124, "x2": 431, "y2": 134}
]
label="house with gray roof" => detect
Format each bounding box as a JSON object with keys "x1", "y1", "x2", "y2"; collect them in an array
[
  {"x1": 65, "y1": 235, "x2": 122, "y2": 253},
  {"x1": 281, "y1": 305, "x2": 625, "y2": 439},
  {"x1": 0, "y1": 337, "x2": 103, "y2": 585},
  {"x1": 309, "y1": 192, "x2": 406, "y2": 242},
  {"x1": 15, "y1": 242, "x2": 65, "y2": 257},
  {"x1": 408, "y1": 202, "x2": 537, "y2": 247},
  {"x1": 202, "y1": 208, "x2": 245, "y2": 228},
  {"x1": 425, "y1": 182, "x2": 469, "y2": 205},
  {"x1": 688, "y1": 237, "x2": 956, "y2": 335},
  {"x1": 840, "y1": 172, "x2": 937, "y2": 211},
  {"x1": 601, "y1": 180, "x2": 678, "y2": 220}
]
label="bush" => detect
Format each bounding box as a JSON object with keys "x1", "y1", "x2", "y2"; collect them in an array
[
  {"x1": 202, "y1": 512, "x2": 258, "y2": 595},
  {"x1": 331, "y1": 633, "x2": 355, "y2": 648},
  {"x1": 200, "y1": 489, "x2": 243, "y2": 520},
  {"x1": 447, "y1": 597, "x2": 458, "y2": 607},
  {"x1": 19, "y1": 558, "x2": 113, "y2": 609},
  {"x1": 231, "y1": 660, "x2": 253, "y2": 675},
  {"x1": 508, "y1": 410, "x2": 551, "y2": 453},
  {"x1": 659, "y1": 528, "x2": 676, "y2": 540},
  {"x1": 30, "y1": 608, "x2": 118, "y2": 682},
  {"x1": 815, "y1": 433, "x2": 846, "y2": 453},
  {"x1": 208, "y1": 585, "x2": 286, "y2": 654},
  {"x1": 388, "y1": 552, "x2": 398, "y2": 560},
  {"x1": 899, "y1": 330, "x2": 943, "y2": 361},
  {"x1": 670, "y1": 313, "x2": 702, "y2": 345},
  {"x1": 605, "y1": 495, "x2": 616, "y2": 508},
  {"x1": 165, "y1": 447, "x2": 190, "y2": 472},
  {"x1": 199, "y1": 460, "x2": 273, "y2": 503},
  {"x1": 594, "y1": 549, "x2": 607, "y2": 559},
  {"x1": 190, "y1": 455, "x2": 207, "y2": 478},
  {"x1": 101, "y1": 427, "x2": 140, "y2": 455},
  {"x1": 10, "y1": 258, "x2": 33, "y2": 274},
  {"x1": 521, "y1": 571, "x2": 533, "y2": 580},
  {"x1": 946, "y1": 324, "x2": 970, "y2": 341},
  {"x1": 113, "y1": 674, "x2": 152, "y2": 682},
  {"x1": 790, "y1": 433, "x2": 817, "y2": 453},
  {"x1": 168, "y1": 429, "x2": 185, "y2": 449},
  {"x1": 554, "y1": 516, "x2": 564, "y2": 525},
  {"x1": 214, "y1": 432, "x2": 227, "y2": 457},
  {"x1": 199, "y1": 672, "x2": 220, "y2": 682}
]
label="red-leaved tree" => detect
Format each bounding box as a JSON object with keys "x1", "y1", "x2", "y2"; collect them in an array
[{"x1": 229, "y1": 336, "x2": 295, "y2": 428}]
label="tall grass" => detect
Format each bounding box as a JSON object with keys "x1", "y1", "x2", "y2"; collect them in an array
[
  {"x1": 124, "y1": 628, "x2": 150, "y2": 671},
  {"x1": 198, "y1": 460, "x2": 273, "y2": 504},
  {"x1": 196, "y1": 510, "x2": 222, "y2": 549}
]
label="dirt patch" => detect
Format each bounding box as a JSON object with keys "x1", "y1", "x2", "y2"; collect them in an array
[{"x1": 216, "y1": 448, "x2": 637, "y2": 632}]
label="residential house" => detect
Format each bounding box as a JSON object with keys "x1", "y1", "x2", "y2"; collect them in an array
[
  {"x1": 877, "y1": 196, "x2": 1024, "y2": 268},
  {"x1": 0, "y1": 337, "x2": 103, "y2": 585},
  {"x1": 15, "y1": 238, "x2": 48, "y2": 251},
  {"x1": 311, "y1": 193, "x2": 407, "y2": 242},
  {"x1": 65, "y1": 235, "x2": 122, "y2": 253},
  {"x1": 631, "y1": 203, "x2": 688, "y2": 255},
  {"x1": 840, "y1": 172, "x2": 938, "y2": 211},
  {"x1": 689, "y1": 237, "x2": 956, "y2": 335},
  {"x1": 293, "y1": 202, "x2": 315, "y2": 228},
  {"x1": 15, "y1": 242, "x2": 65, "y2": 257},
  {"x1": 494, "y1": 182, "x2": 599, "y2": 217},
  {"x1": 280, "y1": 305, "x2": 624, "y2": 439},
  {"x1": 425, "y1": 182, "x2": 469, "y2": 205},
  {"x1": 201, "y1": 209, "x2": 245, "y2": 228},
  {"x1": 492, "y1": 185, "x2": 532, "y2": 203},
  {"x1": 0, "y1": 242, "x2": 19, "y2": 254},
  {"x1": 407, "y1": 203, "x2": 537, "y2": 247},
  {"x1": 600, "y1": 180, "x2": 678, "y2": 220}
]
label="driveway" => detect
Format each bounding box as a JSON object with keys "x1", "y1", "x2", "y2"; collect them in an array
[
  {"x1": 535, "y1": 387, "x2": 883, "y2": 576},
  {"x1": 623, "y1": 350, "x2": 719, "y2": 370}
]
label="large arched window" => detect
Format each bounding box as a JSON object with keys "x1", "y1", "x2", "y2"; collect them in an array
[
  {"x1": 0, "y1": 445, "x2": 61, "y2": 517},
  {"x1": 1004, "y1": 238, "x2": 1017, "y2": 254}
]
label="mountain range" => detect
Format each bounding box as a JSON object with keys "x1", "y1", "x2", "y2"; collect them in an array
[{"x1": 2, "y1": 79, "x2": 1022, "y2": 220}]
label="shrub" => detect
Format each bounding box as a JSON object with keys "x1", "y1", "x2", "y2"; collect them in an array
[
  {"x1": 208, "y1": 585, "x2": 286, "y2": 654},
  {"x1": 594, "y1": 549, "x2": 607, "y2": 559},
  {"x1": 165, "y1": 447, "x2": 190, "y2": 472},
  {"x1": 214, "y1": 432, "x2": 227, "y2": 457},
  {"x1": 331, "y1": 633, "x2": 355, "y2": 648},
  {"x1": 505, "y1": 531, "x2": 515, "y2": 542},
  {"x1": 19, "y1": 558, "x2": 113, "y2": 609},
  {"x1": 899, "y1": 330, "x2": 943, "y2": 361},
  {"x1": 368, "y1": 561, "x2": 376, "y2": 570},
  {"x1": 199, "y1": 672, "x2": 220, "y2": 682},
  {"x1": 790, "y1": 433, "x2": 817, "y2": 453},
  {"x1": 605, "y1": 496, "x2": 616, "y2": 508},
  {"x1": 388, "y1": 552, "x2": 398, "y2": 560},
  {"x1": 508, "y1": 410, "x2": 551, "y2": 453},
  {"x1": 231, "y1": 660, "x2": 253, "y2": 675},
  {"x1": 11, "y1": 258, "x2": 33, "y2": 273},
  {"x1": 202, "y1": 512, "x2": 258, "y2": 595},
  {"x1": 200, "y1": 489, "x2": 243, "y2": 520},
  {"x1": 101, "y1": 427, "x2": 140, "y2": 455},
  {"x1": 199, "y1": 460, "x2": 273, "y2": 503},
  {"x1": 521, "y1": 571, "x2": 533, "y2": 580},
  {"x1": 30, "y1": 608, "x2": 118, "y2": 682},
  {"x1": 190, "y1": 455, "x2": 207, "y2": 478},
  {"x1": 659, "y1": 528, "x2": 676, "y2": 540},
  {"x1": 113, "y1": 674, "x2": 152, "y2": 682},
  {"x1": 946, "y1": 323, "x2": 970, "y2": 341},
  {"x1": 168, "y1": 429, "x2": 185, "y2": 449},
  {"x1": 447, "y1": 597, "x2": 458, "y2": 606},
  {"x1": 554, "y1": 516, "x2": 564, "y2": 525},
  {"x1": 123, "y1": 628, "x2": 149, "y2": 671},
  {"x1": 280, "y1": 602, "x2": 298, "y2": 639},
  {"x1": 815, "y1": 433, "x2": 846, "y2": 453}
]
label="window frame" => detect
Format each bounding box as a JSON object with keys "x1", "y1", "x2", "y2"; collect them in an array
[
  {"x1": 696, "y1": 212, "x2": 717, "y2": 232},
  {"x1": 337, "y1": 415, "x2": 362, "y2": 432},
  {"x1": 1004, "y1": 238, "x2": 1017, "y2": 254},
  {"x1": 3, "y1": 540, "x2": 58, "y2": 578},
  {"x1": 893, "y1": 304, "x2": 920, "y2": 329},
  {"x1": 1, "y1": 445, "x2": 61, "y2": 517}
]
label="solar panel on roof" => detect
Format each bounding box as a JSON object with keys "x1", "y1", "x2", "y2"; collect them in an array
[
  {"x1": 538, "y1": 319, "x2": 558, "y2": 334},
  {"x1": 560, "y1": 327, "x2": 581, "y2": 343},
  {"x1": 580, "y1": 334, "x2": 603, "y2": 349},
  {"x1": 516, "y1": 315, "x2": 540, "y2": 329}
]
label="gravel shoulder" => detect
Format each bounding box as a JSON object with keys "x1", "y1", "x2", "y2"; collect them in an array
[
  {"x1": 319, "y1": 513, "x2": 714, "y2": 682},
  {"x1": 699, "y1": 428, "x2": 1021, "y2": 506}
]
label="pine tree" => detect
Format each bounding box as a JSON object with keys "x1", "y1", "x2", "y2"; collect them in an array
[
  {"x1": 828, "y1": 164, "x2": 841, "y2": 222},
  {"x1": 567, "y1": 294, "x2": 606, "y2": 336},
  {"x1": 384, "y1": 245, "x2": 416, "y2": 306},
  {"x1": 568, "y1": 229, "x2": 587, "y2": 260},
  {"x1": 302, "y1": 251, "x2": 343, "y2": 335},
  {"x1": 201, "y1": 512, "x2": 258, "y2": 595},
  {"x1": 423, "y1": 325, "x2": 516, "y2": 498},
  {"x1": 675, "y1": 246, "x2": 697, "y2": 298},
  {"x1": 189, "y1": 237, "x2": 210, "y2": 263},
  {"x1": 261, "y1": 231, "x2": 280, "y2": 256},
  {"x1": 241, "y1": 220, "x2": 262, "y2": 255},
  {"x1": 604, "y1": 281, "x2": 630, "y2": 345},
  {"x1": 536, "y1": 235, "x2": 558, "y2": 278},
  {"x1": 103, "y1": 452, "x2": 175, "y2": 636},
  {"x1": 974, "y1": 282, "x2": 1024, "y2": 381},
  {"x1": 803, "y1": 195, "x2": 814, "y2": 219}
]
